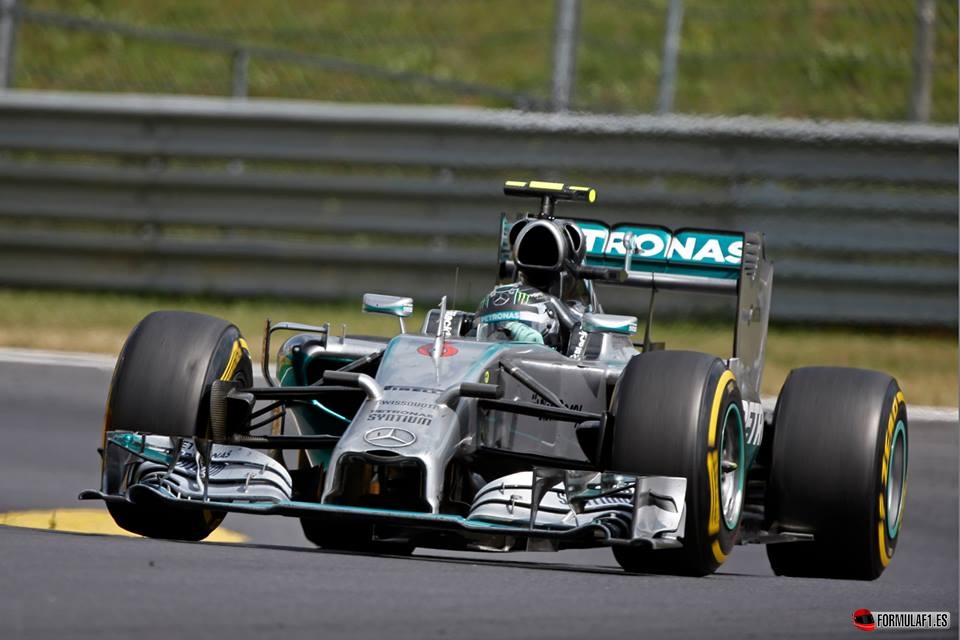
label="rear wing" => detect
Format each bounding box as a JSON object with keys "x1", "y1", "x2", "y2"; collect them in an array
[
  {"x1": 495, "y1": 180, "x2": 773, "y2": 400},
  {"x1": 576, "y1": 221, "x2": 743, "y2": 294}
]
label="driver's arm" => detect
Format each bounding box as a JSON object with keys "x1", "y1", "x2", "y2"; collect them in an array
[{"x1": 502, "y1": 321, "x2": 544, "y2": 344}]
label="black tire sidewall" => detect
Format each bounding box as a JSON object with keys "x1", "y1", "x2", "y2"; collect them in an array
[
  {"x1": 610, "y1": 351, "x2": 745, "y2": 575},
  {"x1": 106, "y1": 311, "x2": 252, "y2": 439},
  {"x1": 766, "y1": 367, "x2": 908, "y2": 579},
  {"x1": 103, "y1": 310, "x2": 252, "y2": 541}
]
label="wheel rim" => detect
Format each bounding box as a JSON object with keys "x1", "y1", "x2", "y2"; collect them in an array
[
  {"x1": 886, "y1": 419, "x2": 907, "y2": 539},
  {"x1": 719, "y1": 403, "x2": 745, "y2": 530}
]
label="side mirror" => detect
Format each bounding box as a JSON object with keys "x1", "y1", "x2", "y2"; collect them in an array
[
  {"x1": 582, "y1": 313, "x2": 637, "y2": 335},
  {"x1": 362, "y1": 293, "x2": 414, "y2": 333}
]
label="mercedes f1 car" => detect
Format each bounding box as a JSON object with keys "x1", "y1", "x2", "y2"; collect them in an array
[{"x1": 84, "y1": 180, "x2": 908, "y2": 579}]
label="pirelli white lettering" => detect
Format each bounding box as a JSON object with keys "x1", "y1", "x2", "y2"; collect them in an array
[{"x1": 742, "y1": 400, "x2": 764, "y2": 447}]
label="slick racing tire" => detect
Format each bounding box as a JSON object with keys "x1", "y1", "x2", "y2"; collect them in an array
[
  {"x1": 609, "y1": 351, "x2": 745, "y2": 576},
  {"x1": 103, "y1": 310, "x2": 253, "y2": 541},
  {"x1": 765, "y1": 367, "x2": 908, "y2": 580}
]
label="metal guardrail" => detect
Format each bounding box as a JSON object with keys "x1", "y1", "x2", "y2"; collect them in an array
[{"x1": 0, "y1": 90, "x2": 956, "y2": 325}]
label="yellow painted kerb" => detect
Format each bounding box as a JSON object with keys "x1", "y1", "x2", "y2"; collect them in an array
[{"x1": 0, "y1": 508, "x2": 248, "y2": 543}]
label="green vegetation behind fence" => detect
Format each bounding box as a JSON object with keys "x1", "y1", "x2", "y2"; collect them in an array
[{"x1": 9, "y1": 0, "x2": 958, "y2": 122}]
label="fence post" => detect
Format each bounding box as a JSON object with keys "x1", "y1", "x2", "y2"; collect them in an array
[
  {"x1": 656, "y1": 0, "x2": 684, "y2": 114},
  {"x1": 0, "y1": 0, "x2": 18, "y2": 89},
  {"x1": 909, "y1": 0, "x2": 936, "y2": 122},
  {"x1": 231, "y1": 48, "x2": 249, "y2": 98},
  {"x1": 551, "y1": 0, "x2": 580, "y2": 112}
]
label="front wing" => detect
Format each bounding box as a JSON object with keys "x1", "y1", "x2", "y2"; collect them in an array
[{"x1": 82, "y1": 431, "x2": 688, "y2": 552}]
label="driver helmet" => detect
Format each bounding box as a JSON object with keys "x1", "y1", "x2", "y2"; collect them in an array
[{"x1": 475, "y1": 284, "x2": 560, "y2": 347}]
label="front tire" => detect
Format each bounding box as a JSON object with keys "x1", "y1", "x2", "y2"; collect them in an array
[
  {"x1": 764, "y1": 367, "x2": 908, "y2": 580},
  {"x1": 103, "y1": 310, "x2": 252, "y2": 541},
  {"x1": 609, "y1": 351, "x2": 745, "y2": 576}
]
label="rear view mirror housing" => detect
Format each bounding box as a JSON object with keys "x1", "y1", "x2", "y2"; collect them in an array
[{"x1": 362, "y1": 293, "x2": 414, "y2": 333}]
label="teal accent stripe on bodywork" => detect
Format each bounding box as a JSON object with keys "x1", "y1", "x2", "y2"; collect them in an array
[
  {"x1": 129, "y1": 486, "x2": 583, "y2": 535},
  {"x1": 107, "y1": 432, "x2": 175, "y2": 465}
]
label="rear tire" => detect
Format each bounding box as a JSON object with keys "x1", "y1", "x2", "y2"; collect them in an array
[
  {"x1": 103, "y1": 310, "x2": 252, "y2": 541},
  {"x1": 765, "y1": 367, "x2": 908, "y2": 580},
  {"x1": 609, "y1": 351, "x2": 745, "y2": 576}
]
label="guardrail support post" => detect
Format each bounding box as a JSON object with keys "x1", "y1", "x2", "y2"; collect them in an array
[
  {"x1": 909, "y1": 0, "x2": 936, "y2": 122},
  {"x1": 656, "y1": 0, "x2": 684, "y2": 114},
  {"x1": 231, "y1": 48, "x2": 249, "y2": 98},
  {"x1": 551, "y1": 0, "x2": 580, "y2": 112},
  {"x1": 0, "y1": 0, "x2": 18, "y2": 89}
]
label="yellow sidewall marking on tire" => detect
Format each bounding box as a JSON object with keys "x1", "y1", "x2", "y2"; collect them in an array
[
  {"x1": 877, "y1": 390, "x2": 905, "y2": 567},
  {"x1": 220, "y1": 338, "x2": 248, "y2": 381},
  {"x1": 707, "y1": 370, "x2": 735, "y2": 539},
  {"x1": 711, "y1": 539, "x2": 727, "y2": 563},
  {"x1": 0, "y1": 509, "x2": 248, "y2": 543}
]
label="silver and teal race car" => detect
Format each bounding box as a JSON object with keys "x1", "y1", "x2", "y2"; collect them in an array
[{"x1": 84, "y1": 180, "x2": 908, "y2": 579}]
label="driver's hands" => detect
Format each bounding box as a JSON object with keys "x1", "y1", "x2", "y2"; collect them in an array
[{"x1": 502, "y1": 321, "x2": 544, "y2": 344}]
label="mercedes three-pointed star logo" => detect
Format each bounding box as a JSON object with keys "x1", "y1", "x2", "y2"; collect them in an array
[{"x1": 363, "y1": 427, "x2": 417, "y2": 448}]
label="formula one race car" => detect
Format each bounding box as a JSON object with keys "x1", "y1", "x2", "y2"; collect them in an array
[{"x1": 84, "y1": 180, "x2": 908, "y2": 579}]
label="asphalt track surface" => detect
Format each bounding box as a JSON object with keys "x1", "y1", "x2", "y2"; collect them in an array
[{"x1": 0, "y1": 356, "x2": 956, "y2": 639}]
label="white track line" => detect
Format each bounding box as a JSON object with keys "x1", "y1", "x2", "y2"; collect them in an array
[
  {"x1": 0, "y1": 347, "x2": 116, "y2": 370},
  {"x1": 1, "y1": 347, "x2": 956, "y2": 422}
]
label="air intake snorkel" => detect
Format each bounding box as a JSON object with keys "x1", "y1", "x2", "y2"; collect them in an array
[{"x1": 501, "y1": 180, "x2": 597, "y2": 290}]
